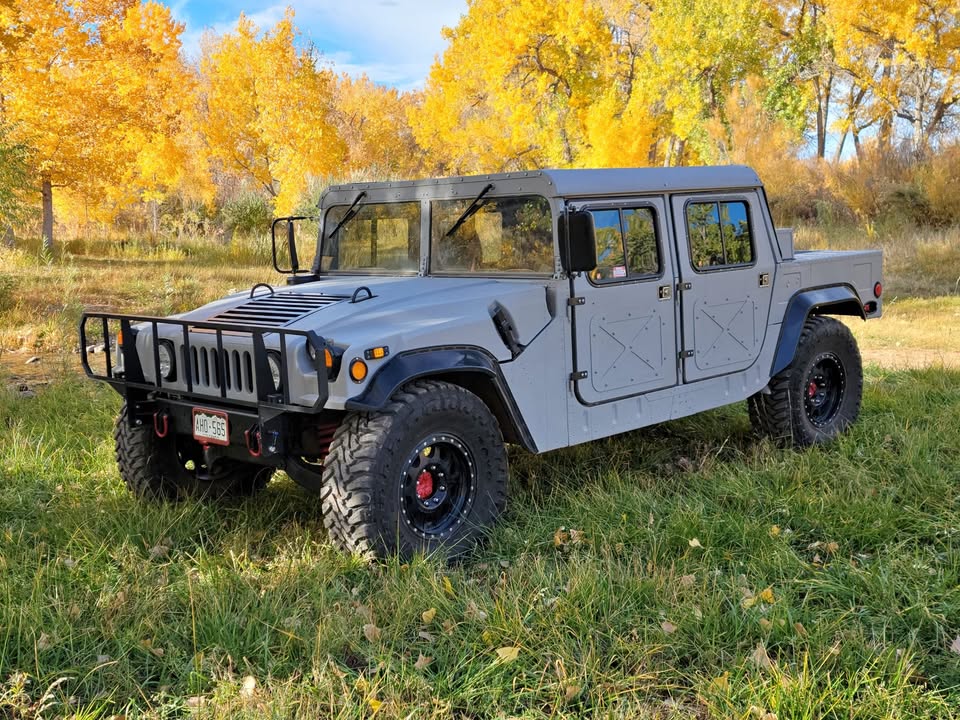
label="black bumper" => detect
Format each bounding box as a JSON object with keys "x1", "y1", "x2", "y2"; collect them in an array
[{"x1": 79, "y1": 311, "x2": 330, "y2": 415}]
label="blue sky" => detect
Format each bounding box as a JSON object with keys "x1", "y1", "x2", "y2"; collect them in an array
[{"x1": 165, "y1": 0, "x2": 467, "y2": 90}]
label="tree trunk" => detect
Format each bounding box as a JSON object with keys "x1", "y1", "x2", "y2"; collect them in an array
[{"x1": 41, "y1": 175, "x2": 54, "y2": 253}]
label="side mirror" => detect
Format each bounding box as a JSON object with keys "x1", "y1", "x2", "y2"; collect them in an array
[
  {"x1": 271, "y1": 216, "x2": 315, "y2": 274},
  {"x1": 558, "y1": 210, "x2": 597, "y2": 273}
]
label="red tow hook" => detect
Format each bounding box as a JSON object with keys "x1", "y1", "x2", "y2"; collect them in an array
[
  {"x1": 244, "y1": 426, "x2": 262, "y2": 457},
  {"x1": 153, "y1": 412, "x2": 170, "y2": 438}
]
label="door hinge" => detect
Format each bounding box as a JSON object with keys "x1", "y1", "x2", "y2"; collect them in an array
[
  {"x1": 679, "y1": 350, "x2": 694, "y2": 359},
  {"x1": 567, "y1": 296, "x2": 586, "y2": 307},
  {"x1": 570, "y1": 370, "x2": 588, "y2": 381},
  {"x1": 678, "y1": 281, "x2": 692, "y2": 292},
  {"x1": 658, "y1": 285, "x2": 672, "y2": 300},
  {"x1": 759, "y1": 272, "x2": 770, "y2": 287}
]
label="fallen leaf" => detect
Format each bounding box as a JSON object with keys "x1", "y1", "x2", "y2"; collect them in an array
[
  {"x1": 421, "y1": 607, "x2": 437, "y2": 624},
  {"x1": 751, "y1": 643, "x2": 774, "y2": 670},
  {"x1": 148, "y1": 544, "x2": 169, "y2": 560},
  {"x1": 661, "y1": 620, "x2": 677, "y2": 634},
  {"x1": 825, "y1": 541, "x2": 839, "y2": 554},
  {"x1": 710, "y1": 672, "x2": 730, "y2": 691},
  {"x1": 355, "y1": 604, "x2": 374, "y2": 623},
  {"x1": 442, "y1": 576, "x2": 454, "y2": 596},
  {"x1": 369, "y1": 698, "x2": 383, "y2": 713},
  {"x1": 553, "y1": 527, "x2": 569, "y2": 548},
  {"x1": 569, "y1": 529, "x2": 585, "y2": 545},
  {"x1": 37, "y1": 633, "x2": 53, "y2": 651},
  {"x1": 950, "y1": 636, "x2": 960, "y2": 655},
  {"x1": 758, "y1": 587, "x2": 775, "y2": 604},
  {"x1": 759, "y1": 618, "x2": 772, "y2": 631},
  {"x1": 688, "y1": 538, "x2": 703, "y2": 549},
  {"x1": 362, "y1": 624, "x2": 381, "y2": 643},
  {"x1": 769, "y1": 525, "x2": 781, "y2": 537},
  {"x1": 240, "y1": 676, "x2": 256, "y2": 698},
  {"x1": 61, "y1": 557, "x2": 77, "y2": 569},
  {"x1": 140, "y1": 639, "x2": 164, "y2": 657},
  {"x1": 465, "y1": 600, "x2": 488, "y2": 622},
  {"x1": 442, "y1": 619, "x2": 456, "y2": 635},
  {"x1": 741, "y1": 595, "x2": 758, "y2": 610},
  {"x1": 794, "y1": 622, "x2": 808, "y2": 637},
  {"x1": 564, "y1": 683, "x2": 581, "y2": 701},
  {"x1": 679, "y1": 574, "x2": 696, "y2": 588},
  {"x1": 185, "y1": 696, "x2": 206, "y2": 709},
  {"x1": 417, "y1": 631, "x2": 436, "y2": 642},
  {"x1": 414, "y1": 653, "x2": 433, "y2": 670},
  {"x1": 763, "y1": 713, "x2": 778, "y2": 720},
  {"x1": 495, "y1": 646, "x2": 520, "y2": 663},
  {"x1": 96, "y1": 654, "x2": 111, "y2": 664}
]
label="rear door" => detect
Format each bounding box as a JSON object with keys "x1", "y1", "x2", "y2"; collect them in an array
[
  {"x1": 572, "y1": 197, "x2": 679, "y2": 404},
  {"x1": 670, "y1": 192, "x2": 775, "y2": 382}
]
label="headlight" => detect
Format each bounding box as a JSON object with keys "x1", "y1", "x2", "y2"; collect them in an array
[
  {"x1": 267, "y1": 352, "x2": 282, "y2": 390},
  {"x1": 157, "y1": 341, "x2": 175, "y2": 380}
]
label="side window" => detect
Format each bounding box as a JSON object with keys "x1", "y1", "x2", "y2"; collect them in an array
[
  {"x1": 588, "y1": 207, "x2": 661, "y2": 284},
  {"x1": 686, "y1": 200, "x2": 755, "y2": 270}
]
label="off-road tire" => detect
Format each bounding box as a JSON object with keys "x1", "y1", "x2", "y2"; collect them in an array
[
  {"x1": 320, "y1": 380, "x2": 508, "y2": 559},
  {"x1": 749, "y1": 315, "x2": 862, "y2": 447},
  {"x1": 114, "y1": 402, "x2": 272, "y2": 500}
]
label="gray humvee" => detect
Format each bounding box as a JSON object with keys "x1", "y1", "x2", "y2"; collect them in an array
[{"x1": 81, "y1": 166, "x2": 883, "y2": 558}]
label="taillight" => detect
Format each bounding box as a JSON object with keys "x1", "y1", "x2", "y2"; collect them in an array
[{"x1": 873, "y1": 282, "x2": 882, "y2": 298}]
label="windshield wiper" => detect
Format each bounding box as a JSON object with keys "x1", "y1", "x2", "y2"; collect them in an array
[
  {"x1": 326, "y1": 191, "x2": 367, "y2": 241},
  {"x1": 444, "y1": 183, "x2": 494, "y2": 238}
]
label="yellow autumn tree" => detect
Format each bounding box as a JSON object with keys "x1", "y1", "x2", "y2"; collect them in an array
[
  {"x1": 197, "y1": 10, "x2": 345, "y2": 215},
  {"x1": 411, "y1": 0, "x2": 611, "y2": 174},
  {"x1": 333, "y1": 74, "x2": 420, "y2": 179},
  {"x1": 0, "y1": 0, "x2": 192, "y2": 249}
]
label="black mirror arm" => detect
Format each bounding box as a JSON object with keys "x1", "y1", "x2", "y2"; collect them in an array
[{"x1": 271, "y1": 215, "x2": 318, "y2": 274}]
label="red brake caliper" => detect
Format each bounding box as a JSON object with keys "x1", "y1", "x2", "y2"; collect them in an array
[
  {"x1": 416, "y1": 470, "x2": 434, "y2": 500},
  {"x1": 807, "y1": 381, "x2": 818, "y2": 398}
]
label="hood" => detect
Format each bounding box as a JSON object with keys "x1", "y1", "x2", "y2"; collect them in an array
[{"x1": 180, "y1": 275, "x2": 556, "y2": 362}]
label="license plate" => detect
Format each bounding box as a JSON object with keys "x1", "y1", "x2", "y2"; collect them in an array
[{"x1": 192, "y1": 408, "x2": 229, "y2": 446}]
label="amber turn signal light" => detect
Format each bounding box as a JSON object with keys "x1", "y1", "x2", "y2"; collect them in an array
[
  {"x1": 324, "y1": 348, "x2": 334, "y2": 369},
  {"x1": 349, "y1": 358, "x2": 368, "y2": 382},
  {"x1": 364, "y1": 346, "x2": 389, "y2": 360}
]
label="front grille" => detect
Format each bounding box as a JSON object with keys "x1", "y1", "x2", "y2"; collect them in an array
[
  {"x1": 183, "y1": 346, "x2": 254, "y2": 393},
  {"x1": 207, "y1": 293, "x2": 347, "y2": 327}
]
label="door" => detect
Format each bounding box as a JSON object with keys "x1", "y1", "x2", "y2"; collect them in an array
[
  {"x1": 671, "y1": 192, "x2": 775, "y2": 383},
  {"x1": 572, "y1": 197, "x2": 679, "y2": 404}
]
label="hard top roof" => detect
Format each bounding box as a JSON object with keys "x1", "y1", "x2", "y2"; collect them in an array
[{"x1": 323, "y1": 165, "x2": 763, "y2": 201}]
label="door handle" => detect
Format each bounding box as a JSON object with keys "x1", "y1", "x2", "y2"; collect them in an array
[{"x1": 658, "y1": 285, "x2": 672, "y2": 300}]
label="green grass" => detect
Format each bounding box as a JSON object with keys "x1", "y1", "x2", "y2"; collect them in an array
[{"x1": 1, "y1": 367, "x2": 958, "y2": 718}]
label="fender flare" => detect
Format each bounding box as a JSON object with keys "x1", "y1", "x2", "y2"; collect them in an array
[
  {"x1": 344, "y1": 346, "x2": 537, "y2": 452},
  {"x1": 771, "y1": 285, "x2": 865, "y2": 375}
]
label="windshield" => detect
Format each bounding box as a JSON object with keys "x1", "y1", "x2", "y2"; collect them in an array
[
  {"x1": 319, "y1": 201, "x2": 421, "y2": 273},
  {"x1": 431, "y1": 195, "x2": 554, "y2": 274}
]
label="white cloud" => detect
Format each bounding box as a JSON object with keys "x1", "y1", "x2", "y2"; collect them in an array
[{"x1": 176, "y1": 0, "x2": 467, "y2": 88}]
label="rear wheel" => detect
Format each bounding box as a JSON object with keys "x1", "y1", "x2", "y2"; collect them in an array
[
  {"x1": 320, "y1": 380, "x2": 508, "y2": 559},
  {"x1": 749, "y1": 315, "x2": 863, "y2": 447},
  {"x1": 114, "y1": 402, "x2": 272, "y2": 500}
]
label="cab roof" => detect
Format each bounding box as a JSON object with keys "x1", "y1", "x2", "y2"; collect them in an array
[{"x1": 323, "y1": 165, "x2": 764, "y2": 202}]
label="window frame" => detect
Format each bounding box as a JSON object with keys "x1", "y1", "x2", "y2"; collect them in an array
[
  {"x1": 683, "y1": 196, "x2": 757, "y2": 274},
  {"x1": 581, "y1": 203, "x2": 665, "y2": 287},
  {"x1": 427, "y1": 193, "x2": 556, "y2": 278},
  {"x1": 319, "y1": 200, "x2": 423, "y2": 276}
]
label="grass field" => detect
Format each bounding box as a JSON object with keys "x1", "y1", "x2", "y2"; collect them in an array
[{"x1": 1, "y1": 234, "x2": 959, "y2": 718}]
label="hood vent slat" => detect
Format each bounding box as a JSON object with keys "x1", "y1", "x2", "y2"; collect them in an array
[{"x1": 207, "y1": 293, "x2": 348, "y2": 327}]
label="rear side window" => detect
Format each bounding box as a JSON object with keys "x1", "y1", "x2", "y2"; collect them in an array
[
  {"x1": 588, "y1": 207, "x2": 660, "y2": 283},
  {"x1": 686, "y1": 201, "x2": 754, "y2": 270}
]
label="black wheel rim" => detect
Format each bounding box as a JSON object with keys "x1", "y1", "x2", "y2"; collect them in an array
[
  {"x1": 803, "y1": 352, "x2": 846, "y2": 427},
  {"x1": 399, "y1": 434, "x2": 475, "y2": 540}
]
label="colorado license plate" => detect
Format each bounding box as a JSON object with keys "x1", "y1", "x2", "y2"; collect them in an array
[{"x1": 192, "y1": 408, "x2": 229, "y2": 446}]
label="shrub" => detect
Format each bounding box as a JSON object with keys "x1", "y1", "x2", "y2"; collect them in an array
[
  {"x1": 0, "y1": 273, "x2": 14, "y2": 312},
  {"x1": 221, "y1": 192, "x2": 273, "y2": 239}
]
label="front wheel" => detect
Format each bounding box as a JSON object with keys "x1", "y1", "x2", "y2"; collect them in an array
[
  {"x1": 749, "y1": 315, "x2": 863, "y2": 447},
  {"x1": 320, "y1": 380, "x2": 508, "y2": 559}
]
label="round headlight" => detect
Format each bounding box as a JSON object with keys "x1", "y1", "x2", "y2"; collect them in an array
[
  {"x1": 157, "y1": 342, "x2": 174, "y2": 380},
  {"x1": 267, "y1": 352, "x2": 282, "y2": 390}
]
